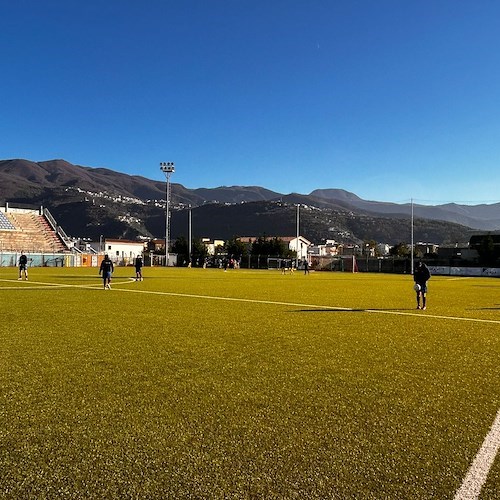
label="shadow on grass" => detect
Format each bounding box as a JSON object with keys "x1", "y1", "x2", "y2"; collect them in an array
[{"x1": 294, "y1": 307, "x2": 416, "y2": 313}]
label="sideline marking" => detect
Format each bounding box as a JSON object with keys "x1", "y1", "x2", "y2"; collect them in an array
[
  {"x1": 1, "y1": 278, "x2": 499, "y2": 325},
  {"x1": 454, "y1": 408, "x2": 500, "y2": 500}
]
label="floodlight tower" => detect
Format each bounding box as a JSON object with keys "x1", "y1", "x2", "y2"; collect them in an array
[
  {"x1": 296, "y1": 204, "x2": 300, "y2": 269},
  {"x1": 411, "y1": 198, "x2": 414, "y2": 275},
  {"x1": 160, "y1": 162, "x2": 175, "y2": 266},
  {"x1": 188, "y1": 204, "x2": 192, "y2": 265}
]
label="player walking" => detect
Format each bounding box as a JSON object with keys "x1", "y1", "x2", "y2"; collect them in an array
[{"x1": 99, "y1": 254, "x2": 114, "y2": 289}]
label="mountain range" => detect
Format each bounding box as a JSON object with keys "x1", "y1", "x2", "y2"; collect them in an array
[{"x1": 1, "y1": 159, "x2": 498, "y2": 245}]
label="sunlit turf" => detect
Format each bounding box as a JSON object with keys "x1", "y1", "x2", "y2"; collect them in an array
[{"x1": 1, "y1": 266, "x2": 500, "y2": 498}]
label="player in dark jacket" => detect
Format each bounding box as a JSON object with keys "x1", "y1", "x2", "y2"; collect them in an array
[
  {"x1": 99, "y1": 254, "x2": 114, "y2": 289},
  {"x1": 135, "y1": 255, "x2": 143, "y2": 281},
  {"x1": 18, "y1": 252, "x2": 28, "y2": 280},
  {"x1": 413, "y1": 261, "x2": 431, "y2": 310}
]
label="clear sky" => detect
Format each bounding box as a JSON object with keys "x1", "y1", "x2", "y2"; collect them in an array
[{"x1": 1, "y1": 1, "x2": 499, "y2": 205}]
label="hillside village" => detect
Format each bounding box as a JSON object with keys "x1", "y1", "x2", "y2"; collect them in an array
[
  {"x1": 0, "y1": 159, "x2": 499, "y2": 273},
  {"x1": 1, "y1": 200, "x2": 499, "y2": 277}
]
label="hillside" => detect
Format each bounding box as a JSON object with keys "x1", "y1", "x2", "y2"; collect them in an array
[
  {"x1": 0, "y1": 158, "x2": 497, "y2": 244},
  {"x1": 310, "y1": 189, "x2": 500, "y2": 230}
]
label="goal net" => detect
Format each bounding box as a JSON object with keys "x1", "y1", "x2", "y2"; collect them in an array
[{"x1": 311, "y1": 255, "x2": 358, "y2": 272}]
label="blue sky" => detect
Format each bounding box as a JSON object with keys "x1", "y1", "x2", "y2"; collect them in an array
[{"x1": 1, "y1": 1, "x2": 499, "y2": 205}]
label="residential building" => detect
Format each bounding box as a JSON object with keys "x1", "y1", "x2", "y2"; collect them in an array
[{"x1": 90, "y1": 239, "x2": 146, "y2": 265}]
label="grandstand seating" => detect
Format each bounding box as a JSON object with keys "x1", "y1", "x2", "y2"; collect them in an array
[
  {"x1": 0, "y1": 212, "x2": 16, "y2": 230},
  {"x1": 0, "y1": 209, "x2": 67, "y2": 252}
]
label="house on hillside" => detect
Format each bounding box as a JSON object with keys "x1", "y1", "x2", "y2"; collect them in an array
[{"x1": 309, "y1": 240, "x2": 341, "y2": 258}]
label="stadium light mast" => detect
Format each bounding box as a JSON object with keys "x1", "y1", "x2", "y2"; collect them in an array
[
  {"x1": 410, "y1": 198, "x2": 414, "y2": 274},
  {"x1": 188, "y1": 204, "x2": 192, "y2": 266},
  {"x1": 160, "y1": 162, "x2": 175, "y2": 267},
  {"x1": 296, "y1": 204, "x2": 300, "y2": 268}
]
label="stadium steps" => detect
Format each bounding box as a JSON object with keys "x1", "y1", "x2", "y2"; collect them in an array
[{"x1": 0, "y1": 210, "x2": 67, "y2": 252}]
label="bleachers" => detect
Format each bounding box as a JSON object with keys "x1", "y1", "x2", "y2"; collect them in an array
[
  {"x1": 0, "y1": 209, "x2": 67, "y2": 252},
  {"x1": 0, "y1": 212, "x2": 16, "y2": 230}
]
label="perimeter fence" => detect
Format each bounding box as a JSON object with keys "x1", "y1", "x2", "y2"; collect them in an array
[{"x1": 0, "y1": 252, "x2": 74, "y2": 268}]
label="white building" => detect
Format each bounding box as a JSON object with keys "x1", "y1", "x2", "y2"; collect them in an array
[
  {"x1": 309, "y1": 240, "x2": 341, "y2": 257},
  {"x1": 377, "y1": 243, "x2": 391, "y2": 256},
  {"x1": 280, "y1": 236, "x2": 312, "y2": 261},
  {"x1": 238, "y1": 235, "x2": 312, "y2": 261},
  {"x1": 201, "y1": 238, "x2": 225, "y2": 256},
  {"x1": 90, "y1": 239, "x2": 146, "y2": 265}
]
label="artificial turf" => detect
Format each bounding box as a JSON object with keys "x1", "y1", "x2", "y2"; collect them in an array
[{"x1": 1, "y1": 266, "x2": 499, "y2": 498}]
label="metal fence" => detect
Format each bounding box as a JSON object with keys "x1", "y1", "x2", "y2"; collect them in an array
[{"x1": 0, "y1": 252, "x2": 75, "y2": 267}]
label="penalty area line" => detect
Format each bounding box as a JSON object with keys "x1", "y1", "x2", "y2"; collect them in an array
[{"x1": 454, "y1": 408, "x2": 500, "y2": 500}]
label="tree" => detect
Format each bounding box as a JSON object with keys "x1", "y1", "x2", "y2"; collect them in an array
[
  {"x1": 251, "y1": 236, "x2": 289, "y2": 257},
  {"x1": 225, "y1": 238, "x2": 248, "y2": 259},
  {"x1": 477, "y1": 235, "x2": 499, "y2": 266},
  {"x1": 414, "y1": 247, "x2": 424, "y2": 259},
  {"x1": 171, "y1": 236, "x2": 188, "y2": 266},
  {"x1": 389, "y1": 242, "x2": 411, "y2": 257},
  {"x1": 191, "y1": 238, "x2": 209, "y2": 266}
]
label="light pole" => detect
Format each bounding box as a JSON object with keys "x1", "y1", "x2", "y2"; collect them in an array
[
  {"x1": 410, "y1": 198, "x2": 414, "y2": 274},
  {"x1": 188, "y1": 204, "x2": 192, "y2": 266},
  {"x1": 296, "y1": 204, "x2": 300, "y2": 268},
  {"x1": 160, "y1": 162, "x2": 175, "y2": 266}
]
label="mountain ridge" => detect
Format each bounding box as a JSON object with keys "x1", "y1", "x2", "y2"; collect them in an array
[{"x1": 0, "y1": 159, "x2": 498, "y2": 243}]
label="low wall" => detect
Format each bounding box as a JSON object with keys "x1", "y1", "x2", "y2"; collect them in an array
[
  {"x1": 427, "y1": 266, "x2": 500, "y2": 277},
  {"x1": 0, "y1": 252, "x2": 74, "y2": 267}
]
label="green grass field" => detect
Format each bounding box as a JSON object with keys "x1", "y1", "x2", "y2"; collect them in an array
[{"x1": 1, "y1": 266, "x2": 500, "y2": 499}]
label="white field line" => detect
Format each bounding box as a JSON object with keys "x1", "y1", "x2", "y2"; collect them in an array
[
  {"x1": 363, "y1": 308, "x2": 500, "y2": 325},
  {"x1": 0, "y1": 278, "x2": 136, "y2": 290},
  {"x1": 454, "y1": 408, "x2": 500, "y2": 500},
  {"x1": 1, "y1": 278, "x2": 500, "y2": 325}
]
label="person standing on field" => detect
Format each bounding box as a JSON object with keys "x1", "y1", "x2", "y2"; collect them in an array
[
  {"x1": 135, "y1": 254, "x2": 143, "y2": 281},
  {"x1": 413, "y1": 261, "x2": 431, "y2": 310},
  {"x1": 99, "y1": 254, "x2": 114, "y2": 289},
  {"x1": 303, "y1": 258, "x2": 310, "y2": 275},
  {"x1": 18, "y1": 251, "x2": 28, "y2": 280}
]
